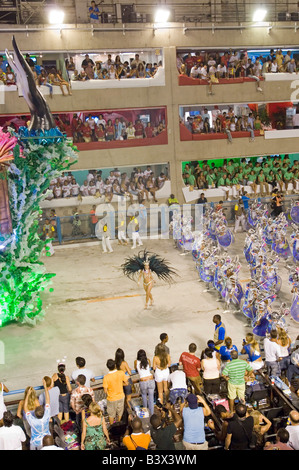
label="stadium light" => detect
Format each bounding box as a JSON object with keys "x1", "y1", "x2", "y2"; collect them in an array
[
  {"x1": 252, "y1": 8, "x2": 267, "y2": 22},
  {"x1": 154, "y1": 8, "x2": 170, "y2": 24},
  {"x1": 48, "y1": 9, "x2": 65, "y2": 25}
]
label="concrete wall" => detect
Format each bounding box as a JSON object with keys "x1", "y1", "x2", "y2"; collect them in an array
[{"x1": 1, "y1": 22, "x2": 299, "y2": 52}]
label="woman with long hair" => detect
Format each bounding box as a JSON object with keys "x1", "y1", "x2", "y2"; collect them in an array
[
  {"x1": 249, "y1": 410, "x2": 272, "y2": 450},
  {"x1": 277, "y1": 327, "x2": 292, "y2": 374},
  {"x1": 16, "y1": 386, "x2": 40, "y2": 437},
  {"x1": 214, "y1": 117, "x2": 222, "y2": 133},
  {"x1": 153, "y1": 345, "x2": 171, "y2": 404},
  {"x1": 81, "y1": 402, "x2": 111, "y2": 450},
  {"x1": 137, "y1": 175, "x2": 150, "y2": 203},
  {"x1": 137, "y1": 62, "x2": 145, "y2": 78},
  {"x1": 49, "y1": 68, "x2": 72, "y2": 96},
  {"x1": 241, "y1": 333, "x2": 264, "y2": 371},
  {"x1": 115, "y1": 348, "x2": 133, "y2": 407},
  {"x1": 52, "y1": 362, "x2": 72, "y2": 422},
  {"x1": 134, "y1": 349, "x2": 155, "y2": 416}
]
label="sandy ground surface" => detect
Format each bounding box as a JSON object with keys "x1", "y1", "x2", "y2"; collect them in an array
[{"x1": 0, "y1": 233, "x2": 298, "y2": 396}]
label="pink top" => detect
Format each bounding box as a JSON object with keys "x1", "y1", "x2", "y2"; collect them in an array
[{"x1": 202, "y1": 357, "x2": 220, "y2": 380}]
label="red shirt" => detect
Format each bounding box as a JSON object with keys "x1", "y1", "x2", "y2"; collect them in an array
[
  {"x1": 95, "y1": 128, "x2": 105, "y2": 139},
  {"x1": 90, "y1": 209, "x2": 98, "y2": 224},
  {"x1": 82, "y1": 125, "x2": 92, "y2": 137},
  {"x1": 145, "y1": 126, "x2": 153, "y2": 138},
  {"x1": 106, "y1": 125, "x2": 114, "y2": 136},
  {"x1": 184, "y1": 56, "x2": 197, "y2": 71},
  {"x1": 179, "y1": 352, "x2": 201, "y2": 377},
  {"x1": 72, "y1": 118, "x2": 79, "y2": 131},
  {"x1": 135, "y1": 123, "x2": 144, "y2": 136}
]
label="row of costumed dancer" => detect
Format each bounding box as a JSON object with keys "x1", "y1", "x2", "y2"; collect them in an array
[{"x1": 170, "y1": 199, "x2": 299, "y2": 340}]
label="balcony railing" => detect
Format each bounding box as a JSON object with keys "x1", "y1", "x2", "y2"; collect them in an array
[{"x1": 1, "y1": 1, "x2": 299, "y2": 26}]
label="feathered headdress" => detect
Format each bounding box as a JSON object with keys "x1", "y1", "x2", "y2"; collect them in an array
[{"x1": 121, "y1": 249, "x2": 178, "y2": 284}]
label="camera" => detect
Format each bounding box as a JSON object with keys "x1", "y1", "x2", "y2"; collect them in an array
[{"x1": 155, "y1": 400, "x2": 169, "y2": 413}]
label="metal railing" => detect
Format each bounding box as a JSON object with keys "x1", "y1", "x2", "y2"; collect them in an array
[
  {"x1": 40, "y1": 194, "x2": 299, "y2": 247},
  {"x1": 1, "y1": 1, "x2": 299, "y2": 25}
]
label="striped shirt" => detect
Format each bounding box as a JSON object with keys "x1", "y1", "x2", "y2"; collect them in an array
[{"x1": 222, "y1": 359, "x2": 252, "y2": 385}]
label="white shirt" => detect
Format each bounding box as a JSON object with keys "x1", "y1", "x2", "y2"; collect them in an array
[
  {"x1": 253, "y1": 64, "x2": 262, "y2": 76},
  {"x1": 190, "y1": 66, "x2": 199, "y2": 77},
  {"x1": 263, "y1": 338, "x2": 281, "y2": 362},
  {"x1": 87, "y1": 118, "x2": 95, "y2": 130},
  {"x1": 71, "y1": 368, "x2": 95, "y2": 387},
  {"x1": 88, "y1": 185, "x2": 97, "y2": 195},
  {"x1": 87, "y1": 173, "x2": 95, "y2": 183},
  {"x1": 96, "y1": 180, "x2": 104, "y2": 192},
  {"x1": 217, "y1": 64, "x2": 226, "y2": 74},
  {"x1": 136, "y1": 360, "x2": 152, "y2": 379},
  {"x1": 80, "y1": 185, "x2": 89, "y2": 197},
  {"x1": 62, "y1": 185, "x2": 71, "y2": 198},
  {"x1": 200, "y1": 67, "x2": 208, "y2": 79},
  {"x1": 98, "y1": 119, "x2": 106, "y2": 128},
  {"x1": 286, "y1": 425, "x2": 299, "y2": 450},
  {"x1": 0, "y1": 425, "x2": 26, "y2": 450},
  {"x1": 168, "y1": 370, "x2": 187, "y2": 390},
  {"x1": 229, "y1": 54, "x2": 238, "y2": 64},
  {"x1": 71, "y1": 183, "x2": 80, "y2": 196}
]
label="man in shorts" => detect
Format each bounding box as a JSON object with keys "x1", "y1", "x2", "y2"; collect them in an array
[
  {"x1": 103, "y1": 359, "x2": 129, "y2": 425},
  {"x1": 222, "y1": 350, "x2": 254, "y2": 412}
]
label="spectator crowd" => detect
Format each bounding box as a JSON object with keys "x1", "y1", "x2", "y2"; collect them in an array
[
  {"x1": 66, "y1": 52, "x2": 163, "y2": 82},
  {"x1": 0, "y1": 319, "x2": 299, "y2": 451},
  {"x1": 45, "y1": 166, "x2": 168, "y2": 204},
  {"x1": 0, "y1": 50, "x2": 163, "y2": 97},
  {"x1": 182, "y1": 155, "x2": 299, "y2": 199},
  {"x1": 182, "y1": 105, "x2": 267, "y2": 139},
  {"x1": 177, "y1": 48, "x2": 299, "y2": 81},
  {"x1": 70, "y1": 113, "x2": 166, "y2": 143}
]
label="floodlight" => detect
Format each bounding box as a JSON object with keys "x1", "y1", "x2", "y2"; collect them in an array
[
  {"x1": 154, "y1": 8, "x2": 170, "y2": 24},
  {"x1": 253, "y1": 9, "x2": 267, "y2": 22},
  {"x1": 48, "y1": 9, "x2": 65, "y2": 25}
]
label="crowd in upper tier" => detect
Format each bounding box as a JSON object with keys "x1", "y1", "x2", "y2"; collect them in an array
[
  {"x1": 66, "y1": 53, "x2": 163, "y2": 82},
  {"x1": 177, "y1": 48, "x2": 299, "y2": 79}
]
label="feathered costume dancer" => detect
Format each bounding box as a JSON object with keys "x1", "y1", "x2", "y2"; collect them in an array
[
  {"x1": 256, "y1": 302, "x2": 290, "y2": 337},
  {"x1": 288, "y1": 266, "x2": 299, "y2": 323},
  {"x1": 221, "y1": 256, "x2": 243, "y2": 313},
  {"x1": 271, "y1": 214, "x2": 291, "y2": 260},
  {"x1": 247, "y1": 200, "x2": 263, "y2": 228},
  {"x1": 171, "y1": 214, "x2": 194, "y2": 254},
  {"x1": 242, "y1": 280, "x2": 259, "y2": 323},
  {"x1": 290, "y1": 200, "x2": 299, "y2": 225},
  {"x1": 252, "y1": 289, "x2": 277, "y2": 337},
  {"x1": 196, "y1": 242, "x2": 219, "y2": 292},
  {"x1": 122, "y1": 250, "x2": 177, "y2": 309},
  {"x1": 290, "y1": 225, "x2": 299, "y2": 264},
  {"x1": 244, "y1": 229, "x2": 267, "y2": 280},
  {"x1": 214, "y1": 255, "x2": 231, "y2": 301}
]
